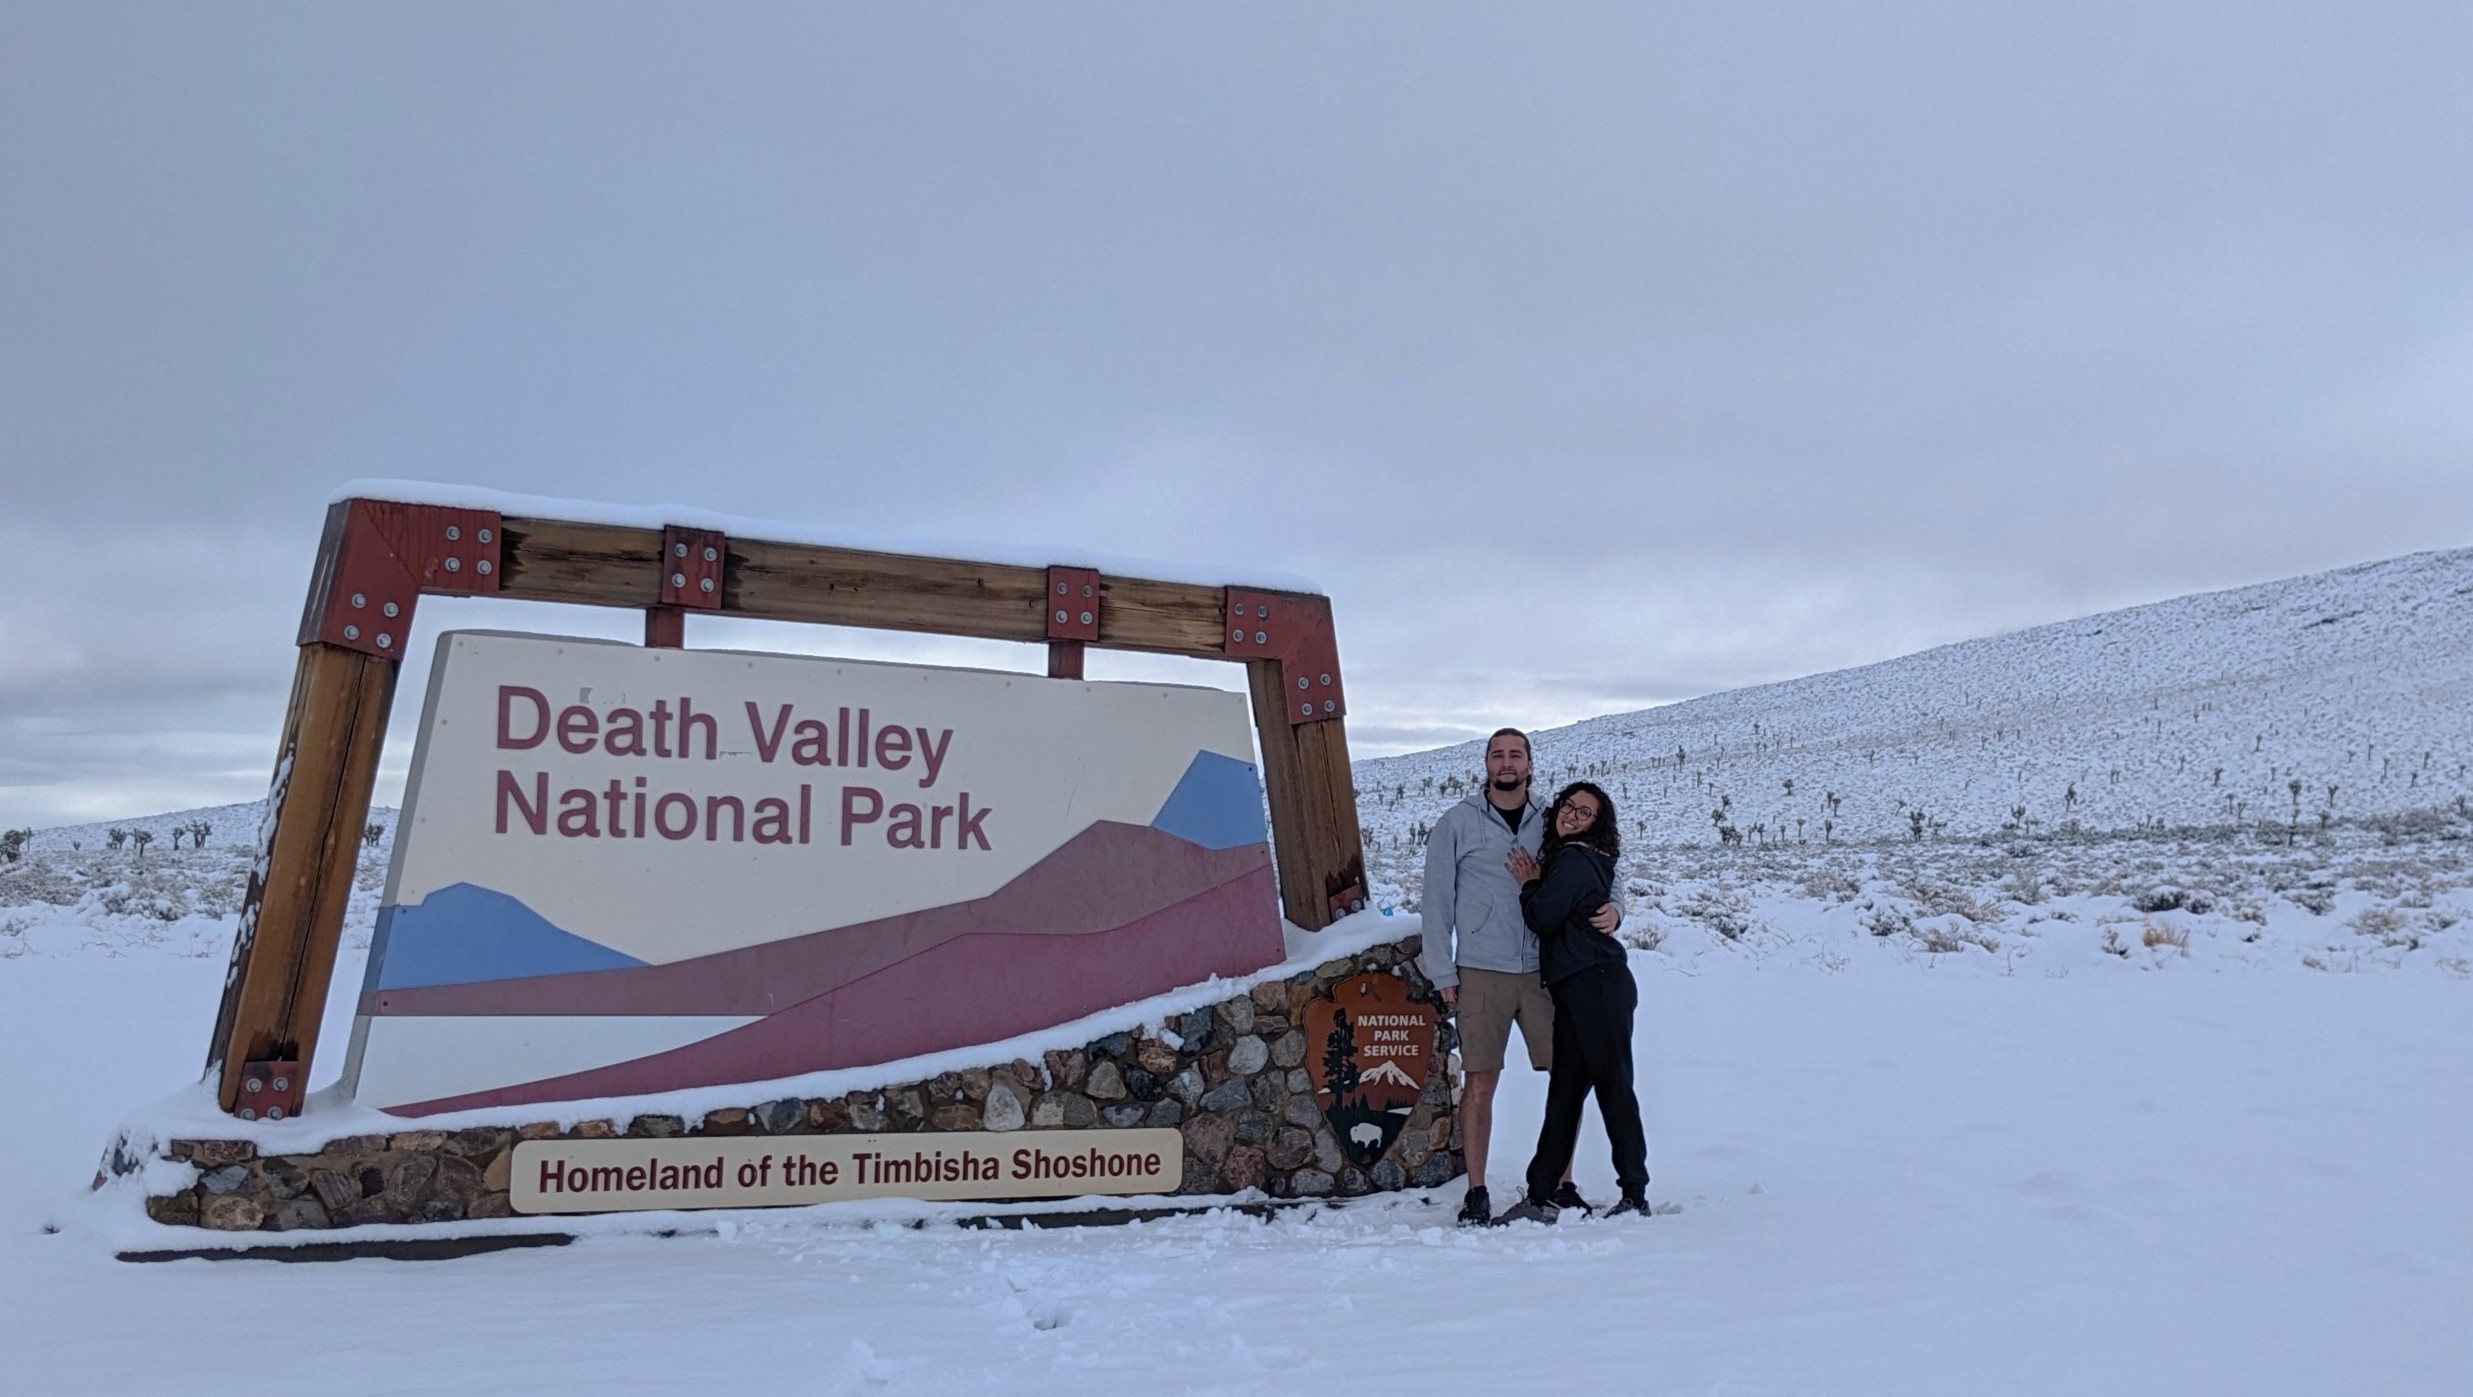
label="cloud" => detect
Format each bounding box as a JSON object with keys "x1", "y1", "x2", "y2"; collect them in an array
[{"x1": 3, "y1": 5, "x2": 2471, "y2": 824}]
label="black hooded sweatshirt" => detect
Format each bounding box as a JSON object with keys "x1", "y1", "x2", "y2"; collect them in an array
[{"x1": 1519, "y1": 841, "x2": 1625, "y2": 984}]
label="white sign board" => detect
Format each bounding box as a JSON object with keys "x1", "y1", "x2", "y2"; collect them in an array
[{"x1": 344, "y1": 632, "x2": 1283, "y2": 1115}]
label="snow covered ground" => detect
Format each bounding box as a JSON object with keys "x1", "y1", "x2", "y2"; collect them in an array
[
  {"x1": 5, "y1": 546, "x2": 2469, "y2": 1393},
  {"x1": 6, "y1": 922, "x2": 2468, "y2": 1394}
]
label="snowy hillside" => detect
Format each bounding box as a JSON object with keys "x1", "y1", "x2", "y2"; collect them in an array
[{"x1": 1358, "y1": 545, "x2": 2473, "y2": 856}]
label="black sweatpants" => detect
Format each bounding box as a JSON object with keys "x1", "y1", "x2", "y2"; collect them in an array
[{"x1": 1524, "y1": 961, "x2": 1649, "y2": 1201}]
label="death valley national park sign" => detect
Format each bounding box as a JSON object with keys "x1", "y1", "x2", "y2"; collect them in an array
[{"x1": 342, "y1": 632, "x2": 1285, "y2": 1114}]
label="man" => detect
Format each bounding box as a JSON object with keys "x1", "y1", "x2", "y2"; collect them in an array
[{"x1": 1417, "y1": 727, "x2": 1620, "y2": 1225}]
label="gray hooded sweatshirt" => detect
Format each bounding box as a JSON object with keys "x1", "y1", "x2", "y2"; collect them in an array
[{"x1": 1415, "y1": 790, "x2": 1547, "y2": 991}]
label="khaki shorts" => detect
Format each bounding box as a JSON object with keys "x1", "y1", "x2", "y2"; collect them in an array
[{"x1": 1453, "y1": 966, "x2": 1553, "y2": 1074}]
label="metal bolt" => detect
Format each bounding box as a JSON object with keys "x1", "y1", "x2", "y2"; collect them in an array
[
  {"x1": 1078, "y1": 610, "x2": 1093, "y2": 625},
  {"x1": 1056, "y1": 582, "x2": 1069, "y2": 595},
  {"x1": 237, "y1": 1107, "x2": 257, "y2": 1122},
  {"x1": 1321, "y1": 673, "x2": 1332, "y2": 686},
  {"x1": 343, "y1": 625, "x2": 360, "y2": 641},
  {"x1": 268, "y1": 1106, "x2": 287, "y2": 1121},
  {"x1": 445, "y1": 556, "x2": 461, "y2": 572},
  {"x1": 244, "y1": 1076, "x2": 263, "y2": 1094},
  {"x1": 1230, "y1": 629, "x2": 1243, "y2": 643},
  {"x1": 671, "y1": 572, "x2": 687, "y2": 588},
  {"x1": 349, "y1": 592, "x2": 366, "y2": 609},
  {"x1": 1297, "y1": 676, "x2": 1310, "y2": 690},
  {"x1": 377, "y1": 633, "x2": 394, "y2": 649},
  {"x1": 1254, "y1": 630, "x2": 1267, "y2": 644},
  {"x1": 674, "y1": 542, "x2": 688, "y2": 557},
  {"x1": 699, "y1": 577, "x2": 715, "y2": 593},
  {"x1": 1256, "y1": 605, "x2": 1269, "y2": 618},
  {"x1": 476, "y1": 559, "x2": 493, "y2": 575},
  {"x1": 477, "y1": 527, "x2": 493, "y2": 543},
  {"x1": 1081, "y1": 584, "x2": 1093, "y2": 597},
  {"x1": 1323, "y1": 699, "x2": 1336, "y2": 714},
  {"x1": 702, "y1": 545, "x2": 717, "y2": 562},
  {"x1": 272, "y1": 1076, "x2": 290, "y2": 1092},
  {"x1": 1054, "y1": 610, "x2": 1069, "y2": 624},
  {"x1": 445, "y1": 525, "x2": 460, "y2": 541},
  {"x1": 1300, "y1": 702, "x2": 1312, "y2": 717},
  {"x1": 382, "y1": 601, "x2": 399, "y2": 618}
]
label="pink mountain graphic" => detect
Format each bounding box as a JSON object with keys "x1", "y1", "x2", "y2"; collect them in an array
[{"x1": 369, "y1": 821, "x2": 1282, "y2": 1115}]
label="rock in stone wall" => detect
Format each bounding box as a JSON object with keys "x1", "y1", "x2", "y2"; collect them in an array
[{"x1": 132, "y1": 936, "x2": 1461, "y2": 1232}]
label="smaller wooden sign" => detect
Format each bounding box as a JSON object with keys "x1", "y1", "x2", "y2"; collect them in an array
[{"x1": 1303, "y1": 974, "x2": 1436, "y2": 1168}]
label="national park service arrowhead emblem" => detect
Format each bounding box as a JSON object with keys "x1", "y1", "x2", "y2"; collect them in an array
[{"x1": 1303, "y1": 974, "x2": 1436, "y2": 1168}]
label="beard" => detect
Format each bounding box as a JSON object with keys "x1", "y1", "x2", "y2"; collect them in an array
[{"x1": 1490, "y1": 774, "x2": 1526, "y2": 791}]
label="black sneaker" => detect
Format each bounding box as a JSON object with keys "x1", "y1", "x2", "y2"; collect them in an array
[
  {"x1": 1607, "y1": 1190, "x2": 1650, "y2": 1218},
  {"x1": 1548, "y1": 1182, "x2": 1594, "y2": 1217},
  {"x1": 1456, "y1": 1185, "x2": 1493, "y2": 1227},
  {"x1": 1494, "y1": 1195, "x2": 1560, "y2": 1227}
]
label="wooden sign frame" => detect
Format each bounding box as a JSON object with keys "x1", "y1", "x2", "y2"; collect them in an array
[{"x1": 205, "y1": 494, "x2": 1366, "y2": 1117}]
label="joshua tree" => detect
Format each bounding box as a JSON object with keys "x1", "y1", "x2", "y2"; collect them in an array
[{"x1": 130, "y1": 829, "x2": 154, "y2": 860}]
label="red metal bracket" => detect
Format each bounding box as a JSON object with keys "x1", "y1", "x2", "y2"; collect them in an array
[
  {"x1": 1225, "y1": 588, "x2": 1346, "y2": 725},
  {"x1": 299, "y1": 499, "x2": 504, "y2": 658},
  {"x1": 661, "y1": 527, "x2": 727, "y2": 609},
  {"x1": 1045, "y1": 566, "x2": 1101, "y2": 641},
  {"x1": 234, "y1": 1058, "x2": 304, "y2": 1122}
]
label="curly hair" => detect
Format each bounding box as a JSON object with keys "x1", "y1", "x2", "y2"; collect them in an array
[{"x1": 1542, "y1": 780, "x2": 1621, "y2": 861}]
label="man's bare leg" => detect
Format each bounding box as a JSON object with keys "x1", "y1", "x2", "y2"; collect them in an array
[{"x1": 1461, "y1": 1068, "x2": 1500, "y2": 1193}]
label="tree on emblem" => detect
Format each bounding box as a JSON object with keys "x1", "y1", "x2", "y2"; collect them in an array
[{"x1": 1321, "y1": 1006, "x2": 1360, "y2": 1103}]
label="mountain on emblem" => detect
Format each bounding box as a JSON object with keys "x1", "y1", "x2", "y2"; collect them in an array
[{"x1": 1359, "y1": 1059, "x2": 1419, "y2": 1090}]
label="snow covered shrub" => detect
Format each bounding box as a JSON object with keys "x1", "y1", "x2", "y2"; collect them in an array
[
  {"x1": 2348, "y1": 906, "x2": 2417, "y2": 950},
  {"x1": 1618, "y1": 920, "x2": 1666, "y2": 952},
  {"x1": 1859, "y1": 902, "x2": 1912, "y2": 938},
  {"x1": 2287, "y1": 885, "x2": 2338, "y2": 916},
  {"x1": 2100, "y1": 928, "x2": 2131, "y2": 957},
  {"x1": 2132, "y1": 886, "x2": 2214, "y2": 915},
  {"x1": 1909, "y1": 918, "x2": 2000, "y2": 955},
  {"x1": 2000, "y1": 866, "x2": 2047, "y2": 905},
  {"x1": 1901, "y1": 875, "x2": 1998, "y2": 925},
  {"x1": 1679, "y1": 885, "x2": 1756, "y2": 940},
  {"x1": 1798, "y1": 865, "x2": 1861, "y2": 902},
  {"x1": 2141, "y1": 923, "x2": 2189, "y2": 952}
]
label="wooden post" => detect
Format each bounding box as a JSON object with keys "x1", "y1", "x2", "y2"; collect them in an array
[
  {"x1": 1244, "y1": 662, "x2": 1365, "y2": 929},
  {"x1": 204, "y1": 642, "x2": 399, "y2": 1110},
  {"x1": 644, "y1": 605, "x2": 685, "y2": 648},
  {"x1": 1046, "y1": 641, "x2": 1085, "y2": 679}
]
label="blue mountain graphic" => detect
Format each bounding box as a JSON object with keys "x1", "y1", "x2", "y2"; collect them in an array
[
  {"x1": 1148, "y1": 750, "x2": 1270, "y2": 851},
  {"x1": 369, "y1": 883, "x2": 647, "y2": 991}
]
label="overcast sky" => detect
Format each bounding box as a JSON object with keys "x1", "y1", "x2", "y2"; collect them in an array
[{"x1": 4, "y1": 3, "x2": 2471, "y2": 829}]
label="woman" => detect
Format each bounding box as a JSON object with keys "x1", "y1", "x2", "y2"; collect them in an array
[{"x1": 1499, "y1": 780, "x2": 1650, "y2": 1223}]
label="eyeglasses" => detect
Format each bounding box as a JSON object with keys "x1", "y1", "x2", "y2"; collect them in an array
[{"x1": 1558, "y1": 801, "x2": 1600, "y2": 823}]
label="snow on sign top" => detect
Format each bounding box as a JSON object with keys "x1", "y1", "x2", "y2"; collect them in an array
[{"x1": 328, "y1": 479, "x2": 1325, "y2": 595}]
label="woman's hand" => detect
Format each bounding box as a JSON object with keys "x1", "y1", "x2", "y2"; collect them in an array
[
  {"x1": 1590, "y1": 902, "x2": 1623, "y2": 935},
  {"x1": 1506, "y1": 847, "x2": 1540, "y2": 884}
]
